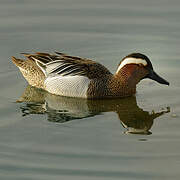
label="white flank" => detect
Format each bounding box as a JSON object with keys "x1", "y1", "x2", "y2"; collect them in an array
[
  {"x1": 116, "y1": 57, "x2": 147, "y2": 73},
  {"x1": 44, "y1": 75, "x2": 90, "y2": 98}
]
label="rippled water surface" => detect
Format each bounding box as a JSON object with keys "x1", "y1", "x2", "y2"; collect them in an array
[{"x1": 0, "y1": 0, "x2": 180, "y2": 179}]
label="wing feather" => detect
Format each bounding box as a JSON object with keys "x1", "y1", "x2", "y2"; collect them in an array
[{"x1": 22, "y1": 52, "x2": 112, "y2": 79}]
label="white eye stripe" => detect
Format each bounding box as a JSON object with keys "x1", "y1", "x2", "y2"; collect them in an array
[{"x1": 116, "y1": 57, "x2": 147, "y2": 73}]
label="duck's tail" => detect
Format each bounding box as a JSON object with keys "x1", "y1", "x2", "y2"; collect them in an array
[
  {"x1": 12, "y1": 56, "x2": 25, "y2": 68},
  {"x1": 11, "y1": 56, "x2": 45, "y2": 89}
]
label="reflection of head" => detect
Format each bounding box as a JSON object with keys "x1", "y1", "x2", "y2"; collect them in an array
[
  {"x1": 119, "y1": 108, "x2": 170, "y2": 135},
  {"x1": 17, "y1": 85, "x2": 170, "y2": 135}
]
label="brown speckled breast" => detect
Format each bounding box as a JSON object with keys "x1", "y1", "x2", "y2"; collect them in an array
[
  {"x1": 87, "y1": 75, "x2": 136, "y2": 99},
  {"x1": 87, "y1": 64, "x2": 148, "y2": 99}
]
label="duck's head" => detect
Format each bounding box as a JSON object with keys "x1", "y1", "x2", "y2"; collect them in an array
[{"x1": 116, "y1": 53, "x2": 169, "y2": 86}]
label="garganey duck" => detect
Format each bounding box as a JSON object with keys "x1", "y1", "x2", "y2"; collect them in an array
[{"x1": 12, "y1": 52, "x2": 169, "y2": 99}]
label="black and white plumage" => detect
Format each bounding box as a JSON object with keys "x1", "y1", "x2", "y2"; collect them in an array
[
  {"x1": 20, "y1": 52, "x2": 111, "y2": 98},
  {"x1": 27, "y1": 52, "x2": 111, "y2": 78}
]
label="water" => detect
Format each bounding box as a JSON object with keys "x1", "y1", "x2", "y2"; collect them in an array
[{"x1": 0, "y1": 0, "x2": 180, "y2": 179}]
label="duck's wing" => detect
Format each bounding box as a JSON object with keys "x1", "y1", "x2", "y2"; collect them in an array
[{"x1": 23, "y1": 52, "x2": 112, "y2": 79}]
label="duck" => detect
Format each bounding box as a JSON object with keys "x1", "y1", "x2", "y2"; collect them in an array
[{"x1": 12, "y1": 52, "x2": 169, "y2": 99}]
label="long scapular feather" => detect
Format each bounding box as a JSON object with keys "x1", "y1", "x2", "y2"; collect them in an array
[{"x1": 32, "y1": 57, "x2": 47, "y2": 76}]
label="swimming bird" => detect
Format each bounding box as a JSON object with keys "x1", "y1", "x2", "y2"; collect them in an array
[{"x1": 12, "y1": 52, "x2": 169, "y2": 99}]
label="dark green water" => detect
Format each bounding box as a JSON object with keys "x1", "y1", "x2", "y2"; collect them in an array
[{"x1": 0, "y1": 0, "x2": 180, "y2": 179}]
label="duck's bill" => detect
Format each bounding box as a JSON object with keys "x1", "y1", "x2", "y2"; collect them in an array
[{"x1": 148, "y1": 70, "x2": 169, "y2": 85}]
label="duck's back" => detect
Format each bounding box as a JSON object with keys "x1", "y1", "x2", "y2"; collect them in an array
[{"x1": 12, "y1": 52, "x2": 112, "y2": 98}]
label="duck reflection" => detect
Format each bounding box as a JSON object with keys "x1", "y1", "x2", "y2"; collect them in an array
[{"x1": 17, "y1": 85, "x2": 170, "y2": 135}]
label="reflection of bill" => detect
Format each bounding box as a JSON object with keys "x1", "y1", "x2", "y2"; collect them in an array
[{"x1": 17, "y1": 85, "x2": 170, "y2": 135}]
